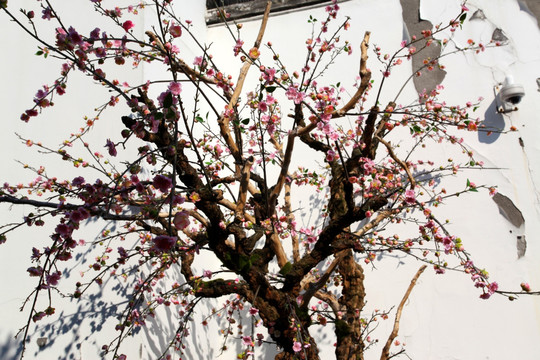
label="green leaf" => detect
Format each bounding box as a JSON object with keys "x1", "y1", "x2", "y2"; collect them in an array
[
  {"x1": 460, "y1": 13, "x2": 467, "y2": 24},
  {"x1": 195, "y1": 116, "x2": 204, "y2": 123},
  {"x1": 241, "y1": 118, "x2": 250, "y2": 125},
  {"x1": 411, "y1": 125, "x2": 422, "y2": 133},
  {"x1": 265, "y1": 86, "x2": 277, "y2": 93}
]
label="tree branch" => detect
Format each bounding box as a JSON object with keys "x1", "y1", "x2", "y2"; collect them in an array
[
  {"x1": 380, "y1": 265, "x2": 427, "y2": 360},
  {"x1": 375, "y1": 136, "x2": 416, "y2": 188},
  {"x1": 219, "y1": 1, "x2": 272, "y2": 160},
  {"x1": 334, "y1": 31, "x2": 371, "y2": 117}
]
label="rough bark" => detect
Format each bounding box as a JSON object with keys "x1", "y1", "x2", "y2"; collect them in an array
[{"x1": 336, "y1": 250, "x2": 366, "y2": 360}]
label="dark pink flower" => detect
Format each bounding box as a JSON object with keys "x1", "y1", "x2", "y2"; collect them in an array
[
  {"x1": 42, "y1": 7, "x2": 54, "y2": 20},
  {"x1": 72, "y1": 176, "x2": 85, "y2": 187},
  {"x1": 32, "y1": 312, "x2": 46, "y2": 322},
  {"x1": 105, "y1": 139, "x2": 117, "y2": 157},
  {"x1": 249, "y1": 307, "x2": 259, "y2": 316},
  {"x1": 55, "y1": 223, "x2": 72, "y2": 237},
  {"x1": 90, "y1": 27, "x2": 101, "y2": 40},
  {"x1": 122, "y1": 20, "x2": 134, "y2": 32},
  {"x1": 46, "y1": 271, "x2": 62, "y2": 286},
  {"x1": 153, "y1": 235, "x2": 176, "y2": 252},
  {"x1": 153, "y1": 175, "x2": 172, "y2": 193},
  {"x1": 27, "y1": 266, "x2": 43, "y2": 277}
]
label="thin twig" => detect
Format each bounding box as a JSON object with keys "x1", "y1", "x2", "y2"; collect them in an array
[{"x1": 375, "y1": 136, "x2": 416, "y2": 188}]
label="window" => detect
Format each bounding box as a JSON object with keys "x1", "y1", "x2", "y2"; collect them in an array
[{"x1": 206, "y1": 0, "x2": 336, "y2": 25}]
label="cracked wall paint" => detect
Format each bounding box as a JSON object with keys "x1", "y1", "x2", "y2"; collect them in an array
[{"x1": 400, "y1": 0, "x2": 446, "y2": 95}]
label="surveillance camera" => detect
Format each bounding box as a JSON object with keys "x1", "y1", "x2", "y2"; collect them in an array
[
  {"x1": 494, "y1": 75, "x2": 525, "y2": 113},
  {"x1": 500, "y1": 83, "x2": 525, "y2": 104}
]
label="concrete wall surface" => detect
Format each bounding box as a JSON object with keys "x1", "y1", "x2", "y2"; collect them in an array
[{"x1": 0, "y1": 0, "x2": 539, "y2": 359}]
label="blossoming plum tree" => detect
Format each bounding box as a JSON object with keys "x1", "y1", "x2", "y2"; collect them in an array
[{"x1": 0, "y1": 1, "x2": 536, "y2": 359}]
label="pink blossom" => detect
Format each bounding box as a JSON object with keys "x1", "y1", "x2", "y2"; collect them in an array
[
  {"x1": 169, "y1": 24, "x2": 182, "y2": 38},
  {"x1": 292, "y1": 341, "x2": 302, "y2": 352},
  {"x1": 242, "y1": 336, "x2": 253, "y2": 347},
  {"x1": 173, "y1": 211, "x2": 190, "y2": 230},
  {"x1": 203, "y1": 270, "x2": 213, "y2": 278},
  {"x1": 249, "y1": 307, "x2": 259, "y2": 316},
  {"x1": 326, "y1": 150, "x2": 336, "y2": 162},
  {"x1": 193, "y1": 56, "x2": 203, "y2": 66},
  {"x1": 285, "y1": 86, "x2": 306, "y2": 105},
  {"x1": 258, "y1": 101, "x2": 268, "y2": 112},
  {"x1": 249, "y1": 47, "x2": 260, "y2": 59},
  {"x1": 521, "y1": 283, "x2": 531, "y2": 292},
  {"x1": 168, "y1": 82, "x2": 182, "y2": 96},
  {"x1": 487, "y1": 282, "x2": 499, "y2": 294},
  {"x1": 404, "y1": 189, "x2": 416, "y2": 204},
  {"x1": 263, "y1": 68, "x2": 276, "y2": 83},
  {"x1": 233, "y1": 39, "x2": 244, "y2": 56}
]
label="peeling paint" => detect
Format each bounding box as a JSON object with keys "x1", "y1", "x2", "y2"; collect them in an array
[
  {"x1": 492, "y1": 192, "x2": 525, "y2": 228},
  {"x1": 491, "y1": 28, "x2": 508, "y2": 42},
  {"x1": 400, "y1": 0, "x2": 446, "y2": 95},
  {"x1": 517, "y1": 235, "x2": 527, "y2": 258},
  {"x1": 470, "y1": 9, "x2": 486, "y2": 21}
]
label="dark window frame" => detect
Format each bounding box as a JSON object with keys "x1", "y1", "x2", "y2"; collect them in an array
[{"x1": 206, "y1": 0, "x2": 337, "y2": 25}]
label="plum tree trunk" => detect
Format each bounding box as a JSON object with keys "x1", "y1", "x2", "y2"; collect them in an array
[{"x1": 335, "y1": 249, "x2": 366, "y2": 360}]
